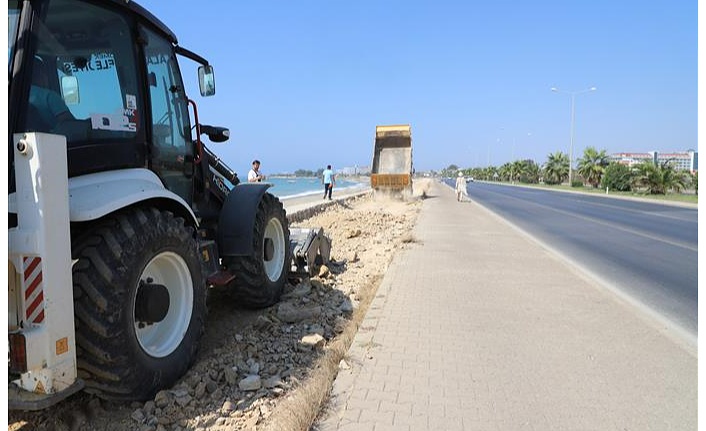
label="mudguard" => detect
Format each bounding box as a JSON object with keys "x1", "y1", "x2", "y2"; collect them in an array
[
  {"x1": 217, "y1": 183, "x2": 272, "y2": 256},
  {"x1": 65, "y1": 168, "x2": 197, "y2": 225}
]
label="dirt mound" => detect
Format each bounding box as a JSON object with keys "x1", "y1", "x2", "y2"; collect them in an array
[{"x1": 9, "y1": 191, "x2": 423, "y2": 431}]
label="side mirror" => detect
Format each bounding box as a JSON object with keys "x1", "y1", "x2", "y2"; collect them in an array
[
  {"x1": 200, "y1": 124, "x2": 230, "y2": 143},
  {"x1": 198, "y1": 65, "x2": 216, "y2": 97},
  {"x1": 60, "y1": 76, "x2": 79, "y2": 105}
]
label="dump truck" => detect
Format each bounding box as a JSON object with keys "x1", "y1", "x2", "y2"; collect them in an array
[
  {"x1": 370, "y1": 124, "x2": 413, "y2": 198},
  {"x1": 6, "y1": 0, "x2": 321, "y2": 410}
]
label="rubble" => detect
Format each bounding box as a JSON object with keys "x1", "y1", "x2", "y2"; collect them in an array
[{"x1": 8, "y1": 185, "x2": 426, "y2": 431}]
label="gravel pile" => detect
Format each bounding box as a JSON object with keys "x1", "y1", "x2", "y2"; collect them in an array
[{"x1": 9, "y1": 189, "x2": 424, "y2": 431}]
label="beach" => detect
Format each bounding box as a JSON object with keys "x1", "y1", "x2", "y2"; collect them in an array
[
  {"x1": 280, "y1": 179, "x2": 372, "y2": 216},
  {"x1": 266, "y1": 176, "x2": 369, "y2": 200}
]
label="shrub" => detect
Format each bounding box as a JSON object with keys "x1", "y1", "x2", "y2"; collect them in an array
[
  {"x1": 601, "y1": 163, "x2": 633, "y2": 192},
  {"x1": 571, "y1": 179, "x2": 584, "y2": 188}
]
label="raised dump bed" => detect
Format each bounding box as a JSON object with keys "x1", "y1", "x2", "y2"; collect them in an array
[{"x1": 370, "y1": 124, "x2": 413, "y2": 198}]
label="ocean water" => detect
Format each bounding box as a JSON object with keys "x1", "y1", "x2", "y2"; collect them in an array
[{"x1": 262, "y1": 176, "x2": 367, "y2": 199}]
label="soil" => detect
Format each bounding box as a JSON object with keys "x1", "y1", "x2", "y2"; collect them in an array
[{"x1": 8, "y1": 179, "x2": 431, "y2": 431}]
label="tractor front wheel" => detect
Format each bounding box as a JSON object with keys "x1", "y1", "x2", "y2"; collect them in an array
[
  {"x1": 72, "y1": 207, "x2": 206, "y2": 401},
  {"x1": 224, "y1": 193, "x2": 291, "y2": 308}
]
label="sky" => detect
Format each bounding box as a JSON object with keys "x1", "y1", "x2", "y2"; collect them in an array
[{"x1": 138, "y1": 0, "x2": 697, "y2": 175}]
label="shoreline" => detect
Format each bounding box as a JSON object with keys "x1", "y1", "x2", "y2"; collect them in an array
[
  {"x1": 280, "y1": 185, "x2": 372, "y2": 221},
  {"x1": 265, "y1": 176, "x2": 370, "y2": 202},
  {"x1": 275, "y1": 184, "x2": 368, "y2": 201}
]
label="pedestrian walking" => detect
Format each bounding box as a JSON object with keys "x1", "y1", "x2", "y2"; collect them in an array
[
  {"x1": 456, "y1": 171, "x2": 468, "y2": 202},
  {"x1": 322, "y1": 165, "x2": 335, "y2": 200}
]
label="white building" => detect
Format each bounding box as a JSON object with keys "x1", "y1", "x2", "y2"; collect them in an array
[
  {"x1": 608, "y1": 150, "x2": 698, "y2": 173},
  {"x1": 339, "y1": 165, "x2": 371, "y2": 175}
]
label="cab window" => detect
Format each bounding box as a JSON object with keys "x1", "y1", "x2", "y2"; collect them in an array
[
  {"x1": 22, "y1": 0, "x2": 142, "y2": 145},
  {"x1": 142, "y1": 26, "x2": 194, "y2": 202}
]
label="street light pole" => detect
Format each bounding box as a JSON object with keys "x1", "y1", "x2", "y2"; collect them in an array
[
  {"x1": 568, "y1": 93, "x2": 576, "y2": 184},
  {"x1": 551, "y1": 86, "x2": 596, "y2": 184},
  {"x1": 512, "y1": 137, "x2": 516, "y2": 161}
]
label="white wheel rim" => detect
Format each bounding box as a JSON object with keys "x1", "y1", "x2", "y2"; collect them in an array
[
  {"x1": 134, "y1": 251, "x2": 193, "y2": 358},
  {"x1": 264, "y1": 217, "x2": 286, "y2": 282}
]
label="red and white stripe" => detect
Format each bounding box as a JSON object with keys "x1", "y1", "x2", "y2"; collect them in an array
[{"x1": 23, "y1": 256, "x2": 45, "y2": 324}]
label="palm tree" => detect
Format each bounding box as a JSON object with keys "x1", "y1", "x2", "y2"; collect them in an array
[
  {"x1": 483, "y1": 166, "x2": 499, "y2": 181},
  {"x1": 518, "y1": 159, "x2": 540, "y2": 183},
  {"x1": 632, "y1": 160, "x2": 689, "y2": 194},
  {"x1": 469, "y1": 167, "x2": 484, "y2": 180},
  {"x1": 498, "y1": 162, "x2": 512, "y2": 182},
  {"x1": 509, "y1": 160, "x2": 525, "y2": 183},
  {"x1": 576, "y1": 147, "x2": 609, "y2": 188},
  {"x1": 543, "y1": 151, "x2": 569, "y2": 185}
]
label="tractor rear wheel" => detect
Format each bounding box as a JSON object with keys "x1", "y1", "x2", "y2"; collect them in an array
[
  {"x1": 224, "y1": 192, "x2": 291, "y2": 308},
  {"x1": 72, "y1": 207, "x2": 206, "y2": 401}
]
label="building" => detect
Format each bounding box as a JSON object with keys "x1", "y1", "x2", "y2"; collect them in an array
[
  {"x1": 608, "y1": 150, "x2": 698, "y2": 173},
  {"x1": 339, "y1": 165, "x2": 371, "y2": 175}
]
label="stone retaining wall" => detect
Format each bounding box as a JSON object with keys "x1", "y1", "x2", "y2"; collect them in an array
[{"x1": 286, "y1": 191, "x2": 371, "y2": 224}]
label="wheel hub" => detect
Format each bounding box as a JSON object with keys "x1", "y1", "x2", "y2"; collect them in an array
[
  {"x1": 264, "y1": 237, "x2": 274, "y2": 261},
  {"x1": 135, "y1": 278, "x2": 170, "y2": 324}
]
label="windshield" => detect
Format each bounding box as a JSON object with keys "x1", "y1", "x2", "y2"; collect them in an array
[
  {"x1": 17, "y1": 0, "x2": 143, "y2": 144},
  {"x1": 8, "y1": 1, "x2": 21, "y2": 67}
]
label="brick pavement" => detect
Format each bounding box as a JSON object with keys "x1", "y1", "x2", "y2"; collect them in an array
[{"x1": 315, "y1": 180, "x2": 697, "y2": 431}]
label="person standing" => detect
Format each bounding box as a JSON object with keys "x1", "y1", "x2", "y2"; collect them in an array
[
  {"x1": 248, "y1": 160, "x2": 265, "y2": 183},
  {"x1": 322, "y1": 165, "x2": 335, "y2": 200},
  {"x1": 455, "y1": 171, "x2": 467, "y2": 202}
]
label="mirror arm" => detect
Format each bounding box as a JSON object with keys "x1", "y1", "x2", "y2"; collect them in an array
[
  {"x1": 187, "y1": 99, "x2": 204, "y2": 164},
  {"x1": 175, "y1": 46, "x2": 209, "y2": 67}
]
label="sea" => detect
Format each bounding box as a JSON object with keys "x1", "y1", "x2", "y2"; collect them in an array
[{"x1": 262, "y1": 176, "x2": 368, "y2": 199}]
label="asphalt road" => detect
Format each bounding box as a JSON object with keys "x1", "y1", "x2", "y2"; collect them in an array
[{"x1": 454, "y1": 180, "x2": 698, "y2": 339}]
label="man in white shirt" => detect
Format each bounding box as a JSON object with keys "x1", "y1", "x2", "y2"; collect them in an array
[
  {"x1": 248, "y1": 160, "x2": 265, "y2": 182},
  {"x1": 455, "y1": 171, "x2": 468, "y2": 202}
]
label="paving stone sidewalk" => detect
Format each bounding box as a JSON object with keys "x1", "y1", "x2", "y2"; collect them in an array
[{"x1": 316, "y1": 180, "x2": 697, "y2": 431}]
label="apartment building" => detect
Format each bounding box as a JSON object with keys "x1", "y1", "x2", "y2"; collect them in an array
[{"x1": 608, "y1": 150, "x2": 698, "y2": 173}]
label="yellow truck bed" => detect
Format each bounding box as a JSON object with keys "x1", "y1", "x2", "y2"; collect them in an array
[
  {"x1": 370, "y1": 173, "x2": 411, "y2": 188},
  {"x1": 370, "y1": 124, "x2": 413, "y2": 193}
]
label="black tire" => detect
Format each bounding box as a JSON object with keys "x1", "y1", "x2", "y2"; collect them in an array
[
  {"x1": 71, "y1": 207, "x2": 206, "y2": 401},
  {"x1": 224, "y1": 193, "x2": 291, "y2": 308}
]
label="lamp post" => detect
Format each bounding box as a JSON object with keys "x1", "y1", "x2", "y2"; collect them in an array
[
  {"x1": 512, "y1": 132, "x2": 531, "y2": 162},
  {"x1": 551, "y1": 86, "x2": 596, "y2": 184}
]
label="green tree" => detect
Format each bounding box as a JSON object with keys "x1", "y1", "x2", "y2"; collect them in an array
[
  {"x1": 576, "y1": 147, "x2": 609, "y2": 188},
  {"x1": 498, "y1": 162, "x2": 512, "y2": 182},
  {"x1": 631, "y1": 160, "x2": 689, "y2": 195},
  {"x1": 469, "y1": 167, "x2": 484, "y2": 180},
  {"x1": 511, "y1": 160, "x2": 526, "y2": 183},
  {"x1": 441, "y1": 164, "x2": 460, "y2": 177},
  {"x1": 518, "y1": 160, "x2": 540, "y2": 184},
  {"x1": 294, "y1": 169, "x2": 316, "y2": 177},
  {"x1": 601, "y1": 163, "x2": 633, "y2": 191},
  {"x1": 543, "y1": 151, "x2": 569, "y2": 185},
  {"x1": 483, "y1": 166, "x2": 499, "y2": 181}
]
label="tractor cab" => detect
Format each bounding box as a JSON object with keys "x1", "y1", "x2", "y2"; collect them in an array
[
  {"x1": 9, "y1": 0, "x2": 221, "y2": 207},
  {"x1": 8, "y1": 0, "x2": 295, "y2": 409}
]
